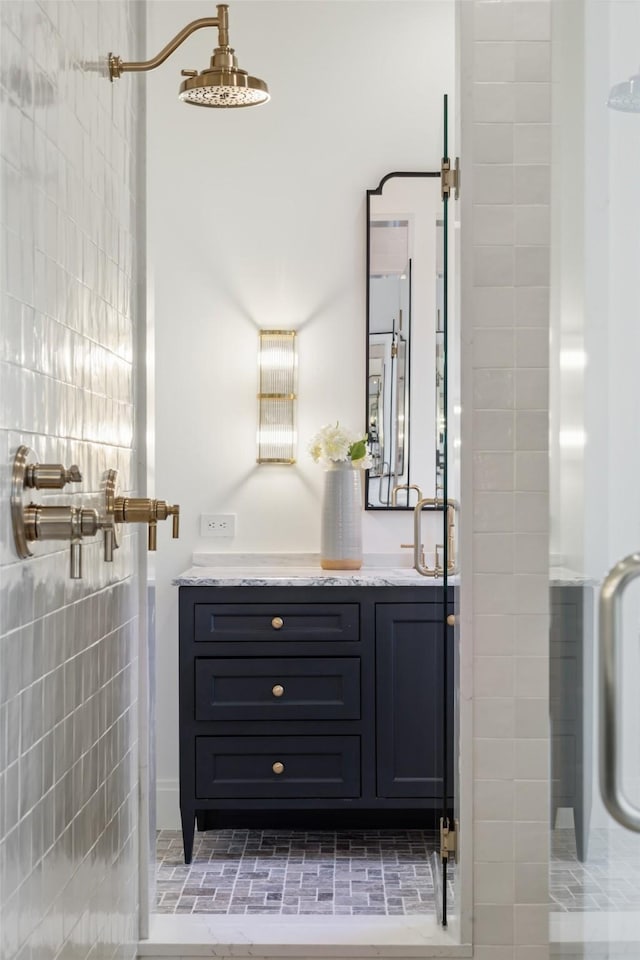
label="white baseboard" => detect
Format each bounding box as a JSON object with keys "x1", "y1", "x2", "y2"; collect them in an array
[{"x1": 156, "y1": 779, "x2": 180, "y2": 830}]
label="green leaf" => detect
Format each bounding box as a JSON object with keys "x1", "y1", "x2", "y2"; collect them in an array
[{"x1": 349, "y1": 439, "x2": 367, "y2": 462}]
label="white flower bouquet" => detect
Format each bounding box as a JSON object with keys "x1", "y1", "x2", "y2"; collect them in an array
[{"x1": 308, "y1": 422, "x2": 372, "y2": 470}]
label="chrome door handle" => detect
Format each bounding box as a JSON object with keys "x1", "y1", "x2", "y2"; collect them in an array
[{"x1": 599, "y1": 553, "x2": 640, "y2": 832}]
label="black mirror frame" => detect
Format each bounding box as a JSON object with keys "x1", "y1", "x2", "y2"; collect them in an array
[{"x1": 365, "y1": 170, "x2": 441, "y2": 511}]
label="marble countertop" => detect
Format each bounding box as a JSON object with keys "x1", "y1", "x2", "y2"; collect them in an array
[
  {"x1": 173, "y1": 567, "x2": 447, "y2": 587},
  {"x1": 171, "y1": 553, "x2": 596, "y2": 588},
  {"x1": 173, "y1": 552, "x2": 448, "y2": 587},
  {"x1": 549, "y1": 566, "x2": 598, "y2": 586}
]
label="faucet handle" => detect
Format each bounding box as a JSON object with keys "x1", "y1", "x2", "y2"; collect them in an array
[
  {"x1": 103, "y1": 526, "x2": 115, "y2": 562},
  {"x1": 70, "y1": 540, "x2": 82, "y2": 579},
  {"x1": 401, "y1": 543, "x2": 425, "y2": 566},
  {"x1": 156, "y1": 501, "x2": 180, "y2": 539},
  {"x1": 110, "y1": 495, "x2": 180, "y2": 551},
  {"x1": 149, "y1": 501, "x2": 180, "y2": 549},
  {"x1": 69, "y1": 509, "x2": 99, "y2": 578}
]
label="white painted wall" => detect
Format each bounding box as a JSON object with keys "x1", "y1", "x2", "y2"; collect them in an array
[{"x1": 147, "y1": 0, "x2": 456, "y2": 827}]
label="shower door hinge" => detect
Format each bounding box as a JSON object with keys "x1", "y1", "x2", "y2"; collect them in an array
[
  {"x1": 441, "y1": 157, "x2": 460, "y2": 200},
  {"x1": 440, "y1": 817, "x2": 458, "y2": 861}
]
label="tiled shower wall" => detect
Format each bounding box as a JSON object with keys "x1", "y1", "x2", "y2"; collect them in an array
[
  {"x1": 460, "y1": 1, "x2": 551, "y2": 955},
  {"x1": 0, "y1": 2, "x2": 145, "y2": 959}
]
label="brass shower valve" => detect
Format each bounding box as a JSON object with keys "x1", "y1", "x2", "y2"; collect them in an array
[
  {"x1": 24, "y1": 460, "x2": 82, "y2": 489},
  {"x1": 11, "y1": 448, "x2": 181, "y2": 577},
  {"x1": 11, "y1": 445, "x2": 103, "y2": 579},
  {"x1": 112, "y1": 497, "x2": 180, "y2": 551},
  {"x1": 101, "y1": 470, "x2": 179, "y2": 557},
  {"x1": 23, "y1": 504, "x2": 100, "y2": 579}
]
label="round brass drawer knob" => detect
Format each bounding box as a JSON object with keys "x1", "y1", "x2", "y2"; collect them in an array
[
  {"x1": 447, "y1": 614, "x2": 456, "y2": 626},
  {"x1": 272, "y1": 761, "x2": 284, "y2": 775},
  {"x1": 272, "y1": 684, "x2": 284, "y2": 698},
  {"x1": 271, "y1": 616, "x2": 284, "y2": 630}
]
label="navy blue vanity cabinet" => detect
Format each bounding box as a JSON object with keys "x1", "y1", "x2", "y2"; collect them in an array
[
  {"x1": 178, "y1": 584, "x2": 454, "y2": 864},
  {"x1": 376, "y1": 603, "x2": 454, "y2": 799}
]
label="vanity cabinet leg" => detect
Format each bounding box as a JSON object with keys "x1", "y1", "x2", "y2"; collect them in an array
[
  {"x1": 574, "y1": 801, "x2": 590, "y2": 863},
  {"x1": 181, "y1": 807, "x2": 195, "y2": 864},
  {"x1": 196, "y1": 811, "x2": 207, "y2": 833}
]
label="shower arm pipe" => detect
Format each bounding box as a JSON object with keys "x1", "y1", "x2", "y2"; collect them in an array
[{"x1": 109, "y1": 8, "x2": 228, "y2": 80}]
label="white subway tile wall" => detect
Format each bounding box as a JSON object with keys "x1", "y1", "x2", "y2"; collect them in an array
[
  {"x1": 0, "y1": 2, "x2": 143, "y2": 959},
  {"x1": 464, "y1": 0, "x2": 551, "y2": 955}
]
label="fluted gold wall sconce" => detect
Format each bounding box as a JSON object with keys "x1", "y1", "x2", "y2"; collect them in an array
[
  {"x1": 109, "y1": 4, "x2": 269, "y2": 108},
  {"x1": 257, "y1": 330, "x2": 297, "y2": 464}
]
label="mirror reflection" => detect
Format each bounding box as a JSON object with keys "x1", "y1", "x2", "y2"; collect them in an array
[{"x1": 365, "y1": 172, "x2": 443, "y2": 509}]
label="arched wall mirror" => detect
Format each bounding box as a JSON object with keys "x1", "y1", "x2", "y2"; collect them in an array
[{"x1": 365, "y1": 171, "x2": 445, "y2": 510}]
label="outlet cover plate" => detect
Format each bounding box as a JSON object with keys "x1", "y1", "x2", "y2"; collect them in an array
[{"x1": 200, "y1": 513, "x2": 236, "y2": 538}]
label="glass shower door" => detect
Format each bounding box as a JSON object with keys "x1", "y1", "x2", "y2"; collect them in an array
[
  {"x1": 549, "y1": 1, "x2": 640, "y2": 954},
  {"x1": 431, "y1": 91, "x2": 457, "y2": 929}
]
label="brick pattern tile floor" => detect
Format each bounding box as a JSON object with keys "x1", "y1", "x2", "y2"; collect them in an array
[
  {"x1": 551, "y1": 828, "x2": 640, "y2": 912},
  {"x1": 155, "y1": 828, "x2": 448, "y2": 916}
]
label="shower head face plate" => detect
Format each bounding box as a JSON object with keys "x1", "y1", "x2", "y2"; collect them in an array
[{"x1": 179, "y1": 67, "x2": 269, "y2": 107}]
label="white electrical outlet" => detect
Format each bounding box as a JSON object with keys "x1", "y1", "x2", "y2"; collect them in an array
[{"x1": 200, "y1": 513, "x2": 236, "y2": 538}]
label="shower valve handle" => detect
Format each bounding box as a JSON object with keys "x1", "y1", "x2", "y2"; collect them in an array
[
  {"x1": 113, "y1": 496, "x2": 180, "y2": 552},
  {"x1": 24, "y1": 460, "x2": 82, "y2": 490},
  {"x1": 22, "y1": 504, "x2": 100, "y2": 579},
  {"x1": 103, "y1": 526, "x2": 115, "y2": 563}
]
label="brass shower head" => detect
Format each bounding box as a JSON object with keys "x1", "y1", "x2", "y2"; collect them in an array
[
  {"x1": 178, "y1": 46, "x2": 269, "y2": 108},
  {"x1": 109, "y1": 4, "x2": 269, "y2": 109},
  {"x1": 607, "y1": 71, "x2": 640, "y2": 114}
]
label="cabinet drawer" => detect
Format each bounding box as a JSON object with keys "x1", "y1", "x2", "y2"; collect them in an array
[
  {"x1": 193, "y1": 603, "x2": 359, "y2": 644},
  {"x1": 195, "y1": 736, "x2": 360, "y2": 799},
  {"x1": 195, "y1": 657, "x2": 360, "y2": 721}
]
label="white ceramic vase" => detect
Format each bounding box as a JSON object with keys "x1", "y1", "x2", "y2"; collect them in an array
[{"x1": 320, "y1": 461, "x2": 363, "y2": 570}]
